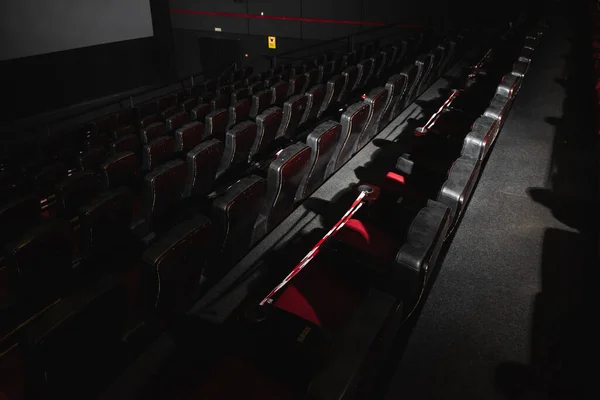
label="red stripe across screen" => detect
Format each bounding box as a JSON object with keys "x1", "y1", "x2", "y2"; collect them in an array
[{"x1": 170, "y1": 9, "x2": 421, "y2": 28}]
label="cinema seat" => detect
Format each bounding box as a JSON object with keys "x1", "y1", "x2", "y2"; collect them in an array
[
  {"x1": 183, "y1": 139, "x2": 224, "y2": 198},
  {"x1": 295, "y1": 121, "x2": 342, "y2": 201},
  {"x1": 166, "y1": 112, "x2": 190, "y2": 132},
  {"x1": 355, "y1": 87, "x2": 391, "y2": 151},
  {"x1": 228, "y1": 99, "x2": 251, "y2": 129},
  {"x1": 101, "y1": 152, "x2": 139, "y2": 190},
  {"x1": 139, "y1": 159, "x2": 187, "y2": 233},
  {"x1": 217, "y1": 121, "x2": 257, "y2": 178},
  {"x1": 140, "y1": 123, "x2": 166, "y2": 145},
  {"x1": 301, "y1": 84, "x2": 326, "y2": 125},
  {"x1": 252, "y1": 143, "x2": 311, "y2": 243},
  {"x1": 212, "y1": 175, "x2": 267, "y2": 267},
  {"x1": 55, "y1": 171, "x2": 98, "y2": 218},
  {"x1": 141, "y1": 214, "x2": 214, "y2": 316},
  {"x1": 271, "y1": 81, "x2": 290, "y2": 107},
  {"x1": 250, "y1": 89, "x2": 273, "y2": 119},
  {"x1": 326, "y1": 103, "x2": 370, "y2": 176},
  {"x1": 142, "y1": 136, "x2": 175, "y2": 172},
  {"x1": 338, "y1": 66, "x2": 360, "y2": 104},
  {"x1": 277, "y1": 94, "x2": 308, "y2": 139},
  {"x1": 174, "y1": 122, "x2": 204, "y2": 154},
  {"x1": 78, "y1": 188, "x2": 133, "y2": 262},
  {"x1": 204, "y1": 109, "x2": 229, "y2": 139},
  {"x1": 251, "y1": 107, "x2": 283, "y2": 157}
]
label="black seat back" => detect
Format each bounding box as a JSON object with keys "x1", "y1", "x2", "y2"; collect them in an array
[
  {"x1": 296, "y1": 121, "x2": 342, "y2": 201},
  {"x1": 231, "y1": 87, "x2": 251, "y2": 104},
  {"x1": 212, "y1": 175, "x2": 267, "y2": 266},
  {"x1": 174, "y1": 122, "x2": 204, "y2": 153},
  {"x1": 438, "y1": 39, "x2": 456, "y2": 77},
  {"x1": 33, "y1": 163, "x2": 68, "y2": 197},
  {"x1": 135, "y1": 102, "x2": 158, "y2": 122},
  {"x1": 326, "y1": 103, "x2": 370, "y2": 175},
  {"x1": 89, "y1": 114, "x2": 118, "y2": 135},
  {"x1": 199, "y1": 78, "x2": 219, "y2": 94},
  {"x1": 319, "y1": 60, "x2": 336, "y2": 84},
  {"x1": 141, "y1": 159, "x2": 187, "y2": 232},
  {"x1": 359, "y1": 42, "x2": 374, "y2": 60},
  {"x1": 302, "y1": 84, "x2": 326, "y2": 125},
  {"x1": 372, "y1": 51, "x2": 387, "y2": 80},
  {"x1": 140, "y1": 114, "x2": 160, "y2": 129},
  {"x1": 110, "y1": 134, "x2": 139, "y2": 155},
  {"x1": 251, "y1": 107, "x2": 283, "y2": 157},
  {"x1": 101, "y1": 151, "x2": 139, "y2": 189},
  {"x1": 356, "y1": 58, "x2": 375, "y2": 89},
  {"x1": 428, "y1": 44, "x2": 446, "y2": 84},
  {"x1": 166, "y1": 112, "x2": 190, "y2": 132},
  {"x1": 355, "y1": 87, "x2": 391, "y2": 151},
  {"x1": 384, "y1": 45, "x2": 399, "y2": 68},
  {"x1": 379, "y1": 72, "x2": 409, "y2": 130},
  {"x1": 249, "y1": 81, "x2": 265, "y2": 96},
  {"x1": 79, "y1": 188, "x2": 133, "y2": 261},
  {"x1": 140, "y1": 122, "x2": 166, "y2": 144},
  {"x1": 142, "y1": 136, "x2": 175, "y2": 171},
  {"x1": 319, "y1": 75, "x2": 346, "y2": 118},
  {"x1": 338, "y1": 66, "x2": 360, "y2": 103},
  {"x1": 271, "y1": 81, "x2": 290, "y2": 107},
  {"x1": 184, "y1": 139, "x2": 224, "y2": 198},
  {"x1": 112, "y1": 124, "x2": 136, "y2": 140},
  {"x1": 306, "y1": 69, "x2": 319, "y2": 88},
  {"x1": 414, "y1": 52, "x2": 435, "y2": 97},
  {"x1": 288, "y1": 74, "x2": 308, "y2": 96},
  {"x1": 277, "y1": 94, "x2": 308, "y2": 140},
  {"x1": 402, "y1": 62, "x2": 422, "y2": 105},
  {"x1": 252, "y1": 143, "x2": 312, "y2": 242},
  {"x1": 204, "y1": 109, "x2": 229, "y2": 139},
  {"x1": 217, "y1": 85, "x2": 234, "y2": 98},
  {"x1": 218, "y1": 121, "x2": 257, "y2": 178},
  {"x1": 211, "y1": 94, "x2": 231, "y2": 112},
  {"x1": 180, "y1": 98, "x2": 199, "y2": 114},
  {"x1": 228, "y1": 99, "x2": 251, "y2": 128},
  {"x1": 250, "y1": 89, "x2": 273, "y2": 118},
  {"x1": 55, "y1": 171, "x2": 98, "y2": 218},
  {"x1": 141, "y1": 214, "x2": 213, "y2": 315},
  {"x1": 191, "y1": 103, "x2": 211, "y2": 122}
]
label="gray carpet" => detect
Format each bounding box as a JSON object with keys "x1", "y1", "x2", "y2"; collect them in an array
[{"x1": 384, "y1": 11, "x2": 597, "y2": 400}]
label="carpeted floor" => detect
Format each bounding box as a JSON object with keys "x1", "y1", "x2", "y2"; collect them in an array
[{"x1": 384, "y1": 8, "x2": 598, "y2": 400}]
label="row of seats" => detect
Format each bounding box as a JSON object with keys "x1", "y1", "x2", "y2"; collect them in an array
[
  {"x1": 0, "y1": 28, "x2": 474, "y2": 399},
  {"x1": 1, "y1": 30, "x2": 460, "y2": 327},
  {"x1": 178, "y1": 20, "x2": 543, "y2": 400}
]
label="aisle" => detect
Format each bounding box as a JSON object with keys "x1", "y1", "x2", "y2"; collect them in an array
[{"x1": 385, "y1": 11, "x2": 597, "y2": 400}]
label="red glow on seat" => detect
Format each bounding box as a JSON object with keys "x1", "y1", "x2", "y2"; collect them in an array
[
  {"x1": 386, "y1": 171, "x2": 405, "y2": 184},
  {"x1": 274, "y1": 285, "x2": 321, "y2": 326},
  {"x1": 336, "y1": 219, "x2": 398, "y2": 260},
  {"x1": 343, "y1": 219, "x2": 370, "y2": 243},
  {"x1": 361, "y1": 93, "x2": 367, "y2": 99}
]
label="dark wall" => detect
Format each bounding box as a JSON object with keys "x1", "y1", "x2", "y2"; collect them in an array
[
  {"x1": 0, "y1": 0, "x2": 175, "y2": 125},
  {"x1": 172, "y1": 29, "x2": 322, "y2": 79},
  {"x1": 169, "y1": 0, "x2": 526, "y2": 39}
]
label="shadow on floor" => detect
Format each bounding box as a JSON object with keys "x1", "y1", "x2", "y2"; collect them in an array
[
  {"x1": 494, "y1": 228, "x2": 597, "y2": 400},
  {"x1": 495, "y1": 6, "x2": 599, "y2": 399}
]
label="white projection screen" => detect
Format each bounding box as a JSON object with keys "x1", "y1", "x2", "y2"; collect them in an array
[{"x1": 0, "y1": 0, "x2": 155, "y2": 61}]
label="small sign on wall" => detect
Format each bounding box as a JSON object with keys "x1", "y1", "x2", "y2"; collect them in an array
[{"x1": 268, "y1": 36, "x2": 276, "y2": 49}]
